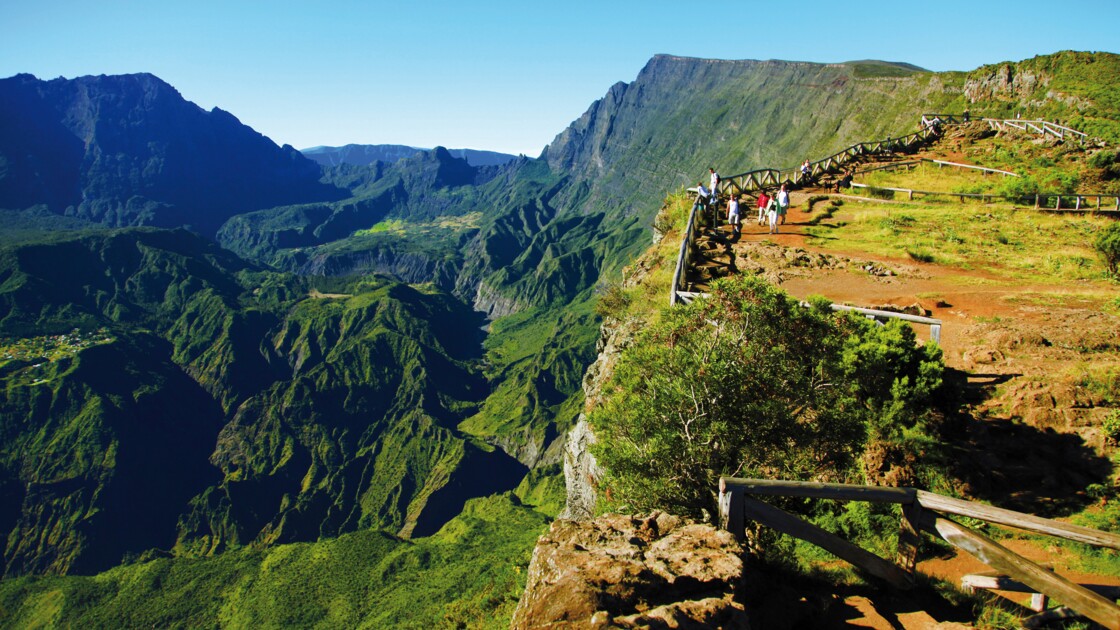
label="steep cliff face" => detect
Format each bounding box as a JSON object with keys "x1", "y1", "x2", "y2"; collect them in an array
[
  {"x1": 540, "y1": 55, "x2": 964, "y2": 228},
  {"x1": 559, "y1": 317, "x2": 635, "y2": 520}
]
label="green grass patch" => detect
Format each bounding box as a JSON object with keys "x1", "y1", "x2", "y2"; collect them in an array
[{"x1": 805, "y1": 201, "x2": 1116, "y2": 283}]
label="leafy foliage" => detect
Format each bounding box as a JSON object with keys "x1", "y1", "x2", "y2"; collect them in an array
[
  {"x1": 590, "y1": 275, "x2": 943, "y2": 518},
  {"x1": 1095, "y1": 222, "x2": 1120, "y2": 277}
]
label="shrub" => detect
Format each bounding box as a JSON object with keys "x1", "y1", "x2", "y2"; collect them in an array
[
  {"x1": 589, "y1": 275, "x2": 943, "y2": 519},
  {"x1": 1089, "y1": 150, "x2": 1119, "y2": 169},
  {"x1": 1096, "y1": 222, "x2": 1120, "y2": 277},
  {"x1": 1106, "y1": 411, "x2": 1120, "y2": 445},
  {"x1": 998, "y1": 174, "x2": 1040, "y2": 203}
]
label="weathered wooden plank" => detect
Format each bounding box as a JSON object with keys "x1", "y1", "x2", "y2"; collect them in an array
[
  {"x1": 927, "y1": 516, "x2": 1120, "y2": 629},
  {"x1": 740, "y1": 496, "x2": 913, "y2": 588},
  {"x1": 962, "y1": 573, "x2": 1120, "y2": 600},
  {"x1": 916, "y1": 490, "x2": 1120, "y2": 549},
  {"x1": 721, "y1": 478, "x2": 916, "y2": 504}
]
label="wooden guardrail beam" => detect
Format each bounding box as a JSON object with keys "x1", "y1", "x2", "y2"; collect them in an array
[
  {"x1": 721, "y1": 477, "x2": 916, "y2": 504},
  {"x1": 927, "y1": 516, "x2": 1120, "y2": 629},
  {"x1": 915, "y1": 490, "x2": 1120, "y2": 549},
  {"x1": 740, "y1": 495, "x2": 915, "y2": 588}
]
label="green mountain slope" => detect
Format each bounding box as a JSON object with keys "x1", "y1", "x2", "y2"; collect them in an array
[
  {"x1": 0, "y1": 229, "x2": 525, "y2": 576},
  {"x1": 0, "y1": 494, "x2": 545, "y2": 629}
]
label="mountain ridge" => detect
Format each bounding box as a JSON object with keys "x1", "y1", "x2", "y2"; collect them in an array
[{"x1": 301, "y1": 143, "x2": 518, "y2": 167}]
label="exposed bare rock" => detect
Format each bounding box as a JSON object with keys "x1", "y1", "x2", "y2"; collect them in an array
[{"x1": 511, "y1": 512, "x2": 749, "y2": 629}]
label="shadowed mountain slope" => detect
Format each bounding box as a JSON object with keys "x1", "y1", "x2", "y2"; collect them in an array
[{"x1": 0, "y1": 73, "x2": 344, "y2": 236}]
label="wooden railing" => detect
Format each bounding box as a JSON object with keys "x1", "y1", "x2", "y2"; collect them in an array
[
  {"x1": 922, "y1": 114, "x2": 1089, "y2": 141},
  {"x1": 821, "y1": 303, "x2": 941, "y2": 344},
  {"x1": 848, "y1": 183, "x2": 1120, "y2": 211},
  {"x1": 668, "y1": 196, "x2": 704, "y2": 306},
  {"x1": 925, "y1": 158, "x2": 1019, "y2": 177},
  {"x1": 987, "y1": 118, "x2": 1088, "y2": 142},
  {"x1": 716, "y1": 126, "x2": 941, "y2": 199},
  {"x1": 719, "y1": 477, "x2": 1120, "y2": 628}
]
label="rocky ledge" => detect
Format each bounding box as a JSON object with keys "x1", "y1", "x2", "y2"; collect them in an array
[{"x1": 511, "y1": 512, "x2": 749, "y2": 629}]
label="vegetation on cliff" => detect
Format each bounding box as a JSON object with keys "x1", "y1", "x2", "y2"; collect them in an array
[{"x1": 590, "y1": 275, "x2": 944, "y2": 520}]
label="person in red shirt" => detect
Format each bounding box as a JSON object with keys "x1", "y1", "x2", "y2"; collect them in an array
[{"x1": 756, "y1": 190, "x2": 770, "y2": 225}]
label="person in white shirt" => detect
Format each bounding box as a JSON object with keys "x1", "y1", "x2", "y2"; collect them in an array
[
  {"x1": 777, "y1": 184, "x2": 790, "y2": 225},
  {"x1": 727, "y1": 195, "x2": 740, "y2": 236}
]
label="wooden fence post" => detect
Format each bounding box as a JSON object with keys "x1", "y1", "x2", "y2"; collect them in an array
[
  {"x1": 719, "y1": 477, "x2": 745, "y2": 542},
  {"x1": 896, "y1": 502, "x2": 925, "y2": 580}
]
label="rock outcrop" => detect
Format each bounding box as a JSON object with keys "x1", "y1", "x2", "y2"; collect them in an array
[{"x1": 511, "y1": 512, "x2": 749, "y2": 629}]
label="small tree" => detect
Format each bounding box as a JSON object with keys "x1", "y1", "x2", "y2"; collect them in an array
[
  {"x1": 1096, "y1": 222, "x2": 1120, "y2": 278},
  {"x1": 589, "y1": 275, "x2": 943, "y2": 519}
]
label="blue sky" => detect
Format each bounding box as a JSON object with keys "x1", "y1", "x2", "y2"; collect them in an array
[{"x1": 3, "y1": 0, "x2": 1117, "y2": 156}]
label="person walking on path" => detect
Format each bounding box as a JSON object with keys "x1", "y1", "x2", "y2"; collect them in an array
[
  {"x1": 800, "y1": 159, "x2": 811, "y2": 182},
  {"x1": 727, "y1": 195, "x2": 741, "y2": 236},
  {"x1": 709, "y1": 168, "x2": 720, "y2": 199},
  {"x1": 756, "y1": 190, "x2": 770, "y2": 225},
  {"x1": 696, "y1": 182, "x2": 713, "y2": 227},
  {"x1": 767, "y1": 194, "x2": 780, "y2": 234},
  {"x1": 777, "y1": 184, "x2": 790, "y2": 225}
]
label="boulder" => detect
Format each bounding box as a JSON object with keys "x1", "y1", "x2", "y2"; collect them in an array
[{"x1": 511, "y1": 512, "x2": 749, "y2": 629}]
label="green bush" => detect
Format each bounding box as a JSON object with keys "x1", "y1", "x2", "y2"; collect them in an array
[
  {"x1": 1089, "y1": 150, "x2": 1119, "y2": 169},
  {"x1": 997, "y1": 174, "x2": 1040, "y2": 203},
  {"x1": 589, "y1": 275, "x2": 943, "y2": 519},
  {"x1": 1096, "y1": 222, "x2": 1120, "y2": 277}
]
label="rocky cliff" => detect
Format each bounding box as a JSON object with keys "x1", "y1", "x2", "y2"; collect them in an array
[{"x1": 511, "y1": 512, "x2": 748, "y2": 629}]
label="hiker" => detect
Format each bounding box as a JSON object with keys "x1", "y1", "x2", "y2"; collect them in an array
[
  {"x1": 800, "y1": 159, "x2": 811, "y2": 181},
  {"x1": 709, "y1": 167, "x2": 720, "y2": 198},
  {"x1": 756, "y1": 189, "x2": 770, "y2": 225},
  {"x1": 727, "y1": 194, "x2": 741, "y2": 236},
  {"x1": 777, "y1": 184, "x2": 790, "y2": 225},
  {"x1": 696, "y1": 182, "x2": 711, "y2": 217},
  {"x1": 767, "y1": 194, "x2": 780, "y2": 234}
]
